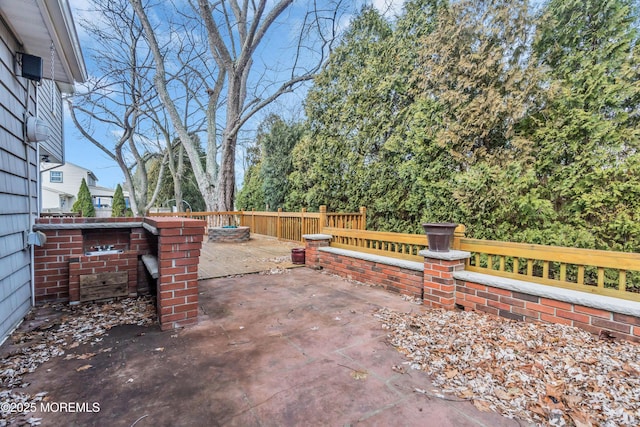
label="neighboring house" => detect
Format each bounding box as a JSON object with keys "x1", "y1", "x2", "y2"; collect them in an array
[
  {"x1": 0, "y1": 0, "x2": 86, "y2": 343},
  {"x1": 41, "y1": 162, "x2": 130, "y2": 216}
]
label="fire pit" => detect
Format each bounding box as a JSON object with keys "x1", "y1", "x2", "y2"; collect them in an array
[{"x1": 208, "y1": 226, "x2": 250, "y2": 243}]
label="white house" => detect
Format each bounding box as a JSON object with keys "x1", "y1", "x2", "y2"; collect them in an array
[
  {"x1": 0, "y1": 0, "x2": 86, "y2": 343},
  {"x1": 41, "y1": 162, "x2": 130, "y2": 216}
]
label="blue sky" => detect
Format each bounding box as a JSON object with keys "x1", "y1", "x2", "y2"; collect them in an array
[{"x1": 64, "y1": 0, "x2": 407, "y2": 190}]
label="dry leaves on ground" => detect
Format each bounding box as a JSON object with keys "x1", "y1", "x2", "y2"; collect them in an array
[
  {"x1": 374, "y1": 307, "x2": 640, "y2": 426},
  {"x1": 1, "y1": 296, "x2": 155, "y2": 427},
  {"x1": 257, "y1": 256, "x2": 292, "y2": 264}
]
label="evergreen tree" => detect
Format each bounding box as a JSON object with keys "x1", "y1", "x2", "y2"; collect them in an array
[
  {"x1": 531, "y1": 0, "x2": 640, "y2": 250},
  {"x1": 72, "y1": 178, "x2": 95, "y2": 217},
  {"x1": 288, "y1": 7, "x2": 398, "y2": 214},
  {"x1": 414, "y1": 0, "x2": 539, "y2": 168},
  {"x1": 111, "y1": 184, "x2": 126, "y2": 217},
  {"x1": 261, "y1": 116, "x2": 304, "y2": 211},
  {"x1": 236, "y1": 143, "x2": 266, "y2": 210}
]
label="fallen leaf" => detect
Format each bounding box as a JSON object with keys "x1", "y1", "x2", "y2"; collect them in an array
[
  {"x1": 350, "y1": 370, "x2": 368, "y2": 380},
  {"x1": 473, "y1": 399, "x2": 492, "y2": 412},
  {"x1": 570, "y1": 410, "x2": 594, "y2": 427},
  {"x1": 494, "y1": 388, "x2": 512, "y2": 400},
  {"x1": 445, "y1": 369, "x2": 458, "y2": 379},
  {"x1": 76, "y1": 364, "x2": 92, "y2": 372},
  {"x1": 77, "y1": 352, "x2": 96, "y2": 360},
  {"x1": 457, "y1": 388, "x2": 474, "y2": 399}
]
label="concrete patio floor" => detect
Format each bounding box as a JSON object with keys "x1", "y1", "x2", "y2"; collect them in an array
[{"x1": 18, "y1": 268, "x2": 527, "y2": 426}]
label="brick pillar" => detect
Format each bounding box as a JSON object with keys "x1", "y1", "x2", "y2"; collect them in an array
[
  {"x1": 419, "y1": 249, "x2": 471, "y2": 309},
  {"x1": 145, "y1": 217, "x2": 206, "y2": 331},
  {"x1": 302, "y1": 234, "x2": 332, "y2": 269}
]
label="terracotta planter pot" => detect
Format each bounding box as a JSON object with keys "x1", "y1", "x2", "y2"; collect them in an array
[
  {"x1": 422, "y1": 223, "x2": 457, "y2": 252},
  {"x1": 291, "y1": 248, "x2": 306, "y2": 265}
]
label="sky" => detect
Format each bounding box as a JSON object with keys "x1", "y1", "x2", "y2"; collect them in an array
[{"x1": 64, "y1": 0, "x2": 408, "y2": 191}]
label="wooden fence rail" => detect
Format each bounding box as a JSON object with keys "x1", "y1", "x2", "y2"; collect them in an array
[
  {"x1": 148, "y1": 206, "x2": 366, "y2": 242},
  {"x1": 459, "y1": 238, "x2": 640, "y2": 302}
]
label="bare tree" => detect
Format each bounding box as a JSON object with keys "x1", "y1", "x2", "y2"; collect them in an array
[
  {"x1": 130, "y1": 0, "x2": 345, "y2": 211},
  {"x1": 67, "y1": 0, "x2": 167, "y2": 215}
]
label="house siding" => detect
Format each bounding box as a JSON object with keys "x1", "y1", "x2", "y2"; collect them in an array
[
  {"x1": 0, "y1": 19, "x2": 41, "y2": 342},
  {"x1": 38, "y1": 79, "x2": 64, "y2": 163}
]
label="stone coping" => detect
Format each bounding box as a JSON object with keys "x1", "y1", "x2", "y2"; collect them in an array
[
  {"x1": 319, "y1": 247, "x2": 423, "y2": 272},
  {"x1": 303, "y1": 234, "x2": 333, "y2": 241},
  {"x1": 34, "y1": 222, "x2": 145, "y2": 230},
  {"x1": 33, "y1": 221, "x2": 161, "y2": 236},
  {"x1": 418, "y1": 249, "x2": 471, "y2": 261},
  {"x1": 453, "y1": 271, "x2": 640, "y2": 318}
]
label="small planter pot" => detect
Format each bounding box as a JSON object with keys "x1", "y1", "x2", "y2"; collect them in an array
[
  {"x1": 291, "y1": 248, "x2": 306, "y2": 265},
  {"x1": 422, "y1": 223, "x2": 458, "y2": 252}
]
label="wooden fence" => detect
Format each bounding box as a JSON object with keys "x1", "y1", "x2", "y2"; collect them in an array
[
  {"x1": 146, "y1": 208, "x2": 640, "y2": 301},
  {"x1": 459, "y1": 238, "x2": 640, "y2": 302},
  {"x1": 148, "y1": 206, "x2": 366, "y2": 242},
  {"x1": 319, "y1": 225, "x2": 640, "y2": 302}
]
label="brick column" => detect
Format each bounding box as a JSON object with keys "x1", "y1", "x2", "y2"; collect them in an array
[
  {"x1": 302, "y1": 234, "x2": 332, "y2": 269},
  {"x1": 145, "y1": 217, "x2": 206, "y2": 331},
  {"x1": 419, "y1": 249, "x2": 471, "y2": 309}
]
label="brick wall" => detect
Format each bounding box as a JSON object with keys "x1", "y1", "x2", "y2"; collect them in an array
[
  {"x1": 303, "y1": 235, "x2": 423, "y2": 299},
  {"x1": 34, "y1": 229, "x2": 83, "y2": 301},
  {"x1": 318, "y1": 250, "x2": 423, "y2": 298},
  {"x1": 303, "y1": 236, "x2": 640, "y2": 343},
  {"x1": 455, "y1": 279, "x2": 640, "y2": 343}
]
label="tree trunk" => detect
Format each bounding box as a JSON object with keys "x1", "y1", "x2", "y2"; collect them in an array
[{"x1": 215, "y1": 134, "x2": 236, "y2": 211}]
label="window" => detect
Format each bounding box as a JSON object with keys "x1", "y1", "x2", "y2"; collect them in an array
[{"x1": 50, "y1": 171, "x2": 63, "y2": 183}]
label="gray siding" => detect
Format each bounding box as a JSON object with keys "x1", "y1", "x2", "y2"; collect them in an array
[
  {"x1": 38, "y1": 79, "x2": 64, "y2": 163},
  {"x1": 0, "y1": 19, "x2": 38, "y2": 342}
]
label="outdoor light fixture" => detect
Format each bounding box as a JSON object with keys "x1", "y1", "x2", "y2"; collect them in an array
[{"x1": 26, "y1": 116, "x2": 50, "y2": 142}]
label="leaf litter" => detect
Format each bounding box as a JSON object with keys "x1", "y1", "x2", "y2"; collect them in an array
[
  {"x1": 1, "y1": 296, "x2": 155, "y2": 427},
  {"x1": 374, "y1": 307, "x2": 640, "y2": 426}
]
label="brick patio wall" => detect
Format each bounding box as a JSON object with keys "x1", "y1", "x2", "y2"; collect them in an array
[
  {"x1": 320, "y1": 250, "x2": 423, "y2": 298},
  {"x1": 33, "y1": 217, "x2": 205, "y2": 331},
  {"x1": 303, "y1": 235, "x2": 423, "y2": 298},
  {"x1": 303, "y1": 235, "x2": 640, "y2": 342},
  {"x1": 454, "y1": 275, "x2": 640, "y2": 343}
]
